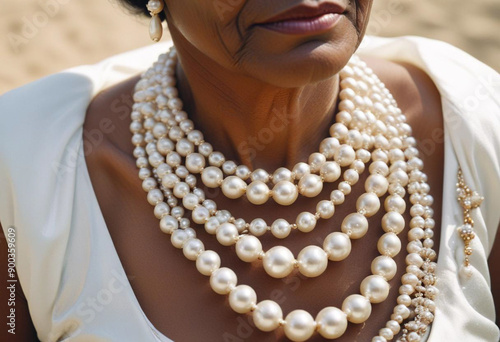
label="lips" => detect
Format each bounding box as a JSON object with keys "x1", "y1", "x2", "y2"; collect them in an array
[
  {"x1": 254, "y1": 2, "x2": 346, "y2": 35},
  {"x1": 258, "y1": 2, "x2": 346, "y2": 25}
]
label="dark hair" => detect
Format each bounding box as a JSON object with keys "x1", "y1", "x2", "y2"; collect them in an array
[{"x1": 119, "y1": 0, "x2": 166, "y2": 21}]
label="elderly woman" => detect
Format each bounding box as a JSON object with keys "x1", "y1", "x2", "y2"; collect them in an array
[{"x1": 0, "y1": 0, "x2": 499, "y2": 341}]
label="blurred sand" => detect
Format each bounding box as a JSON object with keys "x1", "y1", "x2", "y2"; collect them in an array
[{"x1": 1, "y1": 0, "x2": 499, "y2": 94}]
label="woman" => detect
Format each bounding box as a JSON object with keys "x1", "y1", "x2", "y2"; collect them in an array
[{"x1": 0, "y1": 0, "x2": 499, "y2": 341}]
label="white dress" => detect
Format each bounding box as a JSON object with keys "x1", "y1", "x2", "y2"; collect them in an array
[{"x1": 0, "y1": 36, "x2": 499, "y2": 342}]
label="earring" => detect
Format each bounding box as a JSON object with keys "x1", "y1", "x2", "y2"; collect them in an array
[{"x1": 147, "y1": 0, "x2": 164, "y2": 42}]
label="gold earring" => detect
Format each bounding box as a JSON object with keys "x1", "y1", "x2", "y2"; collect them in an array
[{"x1": 147, "y1": 0, "x2": 164, "y2": 42}]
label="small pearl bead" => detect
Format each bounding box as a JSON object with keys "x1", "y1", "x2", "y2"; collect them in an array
[
  {"x1": 263, "y1": 246, "x2": 295, "y2": 278},
  {"x1": 249, "y1": 218, "x2": 268, "y2": 236},
  {"x1": 236, "y1": 235, "x2": 263, "y2": 262},
  {"x1": 371, "y1": 256, "x2": 397, "y2": 280},
  {"x1": 271, "y1": 219, "x2": 292, "y2": 239},
  {"x1": 171, "y1": 228, "x2": 195, "y2": 249},
  {"x1": 284, "y1": 310, "x2": 316, "y2": 342},
  {"x1": 204, "y1": 217, "x2": 219, "y2": 235},
  {"x1": 341, "y1": 213, "x2": 369, "y2": 239},
  {"x1": 182, "y1": 238, "x2": 204, "y2": 260},
  {"x1": 196, "y1": 250, "x2": 221, "y2": 276},
  {"x1": 296, "y1": 212, "x2": 317, "y2": 233},
  {"x1": 316, "y1": 307, "x2": 348, "y2": 339},
  {"x1": 297, "y1": 246, "x2": 328, "y2": 278},
  {"x1": 273, "y1": 181, "x2": 298, "y2": 206},
  {"x1": 273, "y1": 167, "x2": 292, "y2": 183},
  {"x1": 246, "y1": 181, "x2": 270, "y2": 205},
  {"x1": 251, "y1": 168, "x2": 270, "y2": 182},
  {"x1": 216, "y1": 223, "x2": 239, "y2": 246},
  {"x1": 360, "y1": 275, "x2": 390, "y2": 303},
  {"x1": 323, "y1": 232, "x2": 352, "y2": 261},
  {"x1": 342, "y1": 294, "x2": 372, "y2": 324},
  {"x1": 298, "y1": 174, "x2": 323, "y2": 197},
  {"x1": 221, "y1": 176, "x2": 247, "y2": 199},
  {"x1": 210, "y1": 267, "x2": 237, "y2": 295},
  {"x1": 253, "y1": 300, "x2": 283, "y2": 332},
  {"x1": 229, "y1": 285, "x2": 257, "y2": 314}
]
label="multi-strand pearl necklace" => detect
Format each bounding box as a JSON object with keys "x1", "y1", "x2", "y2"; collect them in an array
[{"x1": 130, "y1": 47, "x2": 438, "y2": 342}]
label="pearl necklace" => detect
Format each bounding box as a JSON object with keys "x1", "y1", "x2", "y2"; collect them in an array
[{"x1": 130, "y1": 47, "x2": 438, "y2": 342}]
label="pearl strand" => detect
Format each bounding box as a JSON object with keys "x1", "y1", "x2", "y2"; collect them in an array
[{"x1": 130, "y1": 48, "x2": 437, "y2": 341}]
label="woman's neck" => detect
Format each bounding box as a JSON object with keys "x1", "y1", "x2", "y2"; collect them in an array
[{"x1": 174, "y1": 41, "x2": 340, "y2": 171}]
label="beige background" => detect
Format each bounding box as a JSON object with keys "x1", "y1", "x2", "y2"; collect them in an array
[{"x1": 2, "y1": 0, "x2": 499, "y2": 94}]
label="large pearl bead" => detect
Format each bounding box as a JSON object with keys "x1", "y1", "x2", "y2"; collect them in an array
[
  {"x1": 246, "y1": 181, "x2": 270, "y2": 205},
  {"x1": 235, "y1": 235, "x2": 262, "y2": 262},
  {"x1": 320, "y1": 161, "x2": 341, "y2": 182},
  {"x1": 229, "y1": 285, "x2": 257, "y2": 314},
  {"x1": 316, "y1": 307, "x2": 348, "y2": 339},
  {"x1": 297, "y1": 246, "x2": 328, "y2": 278},
  {"x1": 210, "y1": 267, "x2": 237, "y2": 295},
  {"x1": 381, "y1": 211, "x2": 405, "y2": 234},
  {"x1": 263, "y1": 246, "x2": 295, "y2": 278},
  {"x1": 185, "y1": 153, "x2": 205, "y2": 173},
  {"x1": 182, "y1": 238, "x2": 204, "y2": 261},
  {"x1": 298, "y1": 174, "x2": 323, "y2": 197},
  {"x1": 192, "y1": 206, "x2": 210, "y2": 224},
  {"x1": 356, "y1": 193, "x2": 380, "y2": 217},
  {"x1": 253, "y1": 300, "x2": 283, "y2": 332},
  {"x1": 377, "y1": 233, "x2": 402, "y2": 257},
  {"x1": 334, "y1": 144, "x2": 356, "y2": 167},
  {"x1": 341, "y1": 294, "x2": 372, "y2": 324},
  {"x1": 159, "y1": 215, "x2": 178, "y2": 234},
  {"x1": 273, "y1": 181, "x2": 298, "y2": 206},
  {"x1": 216, "y1": 223, "x2": 239, "y2": 246},
  {"x1": 365, "y1": 174, "x2": 389, "y2": 197},
  {"x1": 284, "y1": 310, "x2": 316, "y2": 341},
  {"x1": 196, "y1": 250, "x2": 221, "y2": 276},
  {"x1": 201, "y1": 166, "x2": 223, "y2": 188},
  {"x1": 341, "y1": 213, "x2": 369, "y2": 239},
  {"x1": 221, "y1": 176, "x2": 247, "y2": 199},
  {"x1": 360, "y1": 275, "x2": 390, "y2": 303},
  {"x1": 371, "y1": 255, "x2": 397, "y2": 281},
  {"x1": 323, "y1": 232, "x2": 352, "y2": 261}
]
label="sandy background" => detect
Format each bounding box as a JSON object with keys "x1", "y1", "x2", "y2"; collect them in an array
[{"x1": 1, "y1": 0, "x2": 499, "y2": 94}]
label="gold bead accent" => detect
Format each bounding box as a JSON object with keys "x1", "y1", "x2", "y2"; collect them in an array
[{"x1": 456, "y1": 169, "x2": 483, "y2": 267}]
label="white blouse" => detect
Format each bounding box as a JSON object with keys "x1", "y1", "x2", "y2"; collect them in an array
[{"x1": 0, "y1": 36, "x2": 499, "y2": 341}]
